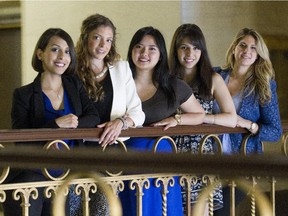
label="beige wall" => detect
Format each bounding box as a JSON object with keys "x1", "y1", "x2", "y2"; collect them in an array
[
  {"x1": 21, "y1": 1, "x2": 288, "y2": 84},
  {"x1": 21, "y1": 0, "x2": 181, "y2": 85},
  {"x1": 181, "y1": 1, "x2": 288, "y2": 66}
]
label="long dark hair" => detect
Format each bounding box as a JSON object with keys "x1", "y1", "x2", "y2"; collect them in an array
[
  {"x1": 169, "y1": 24, "x2": 213, "y2": 99},
  {"x1": 127, "y1": 26, "x2": 176, "y2": 107},
  {"x1": 32, "y1": 28, "x2": 77, "y2": 75}
]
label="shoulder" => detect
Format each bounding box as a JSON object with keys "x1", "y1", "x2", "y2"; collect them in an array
[
  {"x1": 109, "y1": 60, "x2": 129, "y2": 70},
  {"x1": 14, "y1": 82, "x2": 34, "y2": 95},
  {"x1": 13, "y1": 74, "x2": 41, "y2": 96},
  {"x1": 270, "y1": 79, "x2": 277, "y2": 89},
  {"x1": 213, "y1": 66, "x2": 231, "y2": 80},
  {"x1": 172, "y1": 77, "x2": 192, "y2": 93}
]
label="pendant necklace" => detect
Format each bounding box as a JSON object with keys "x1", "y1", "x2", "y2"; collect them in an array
[
  {"x1": 95, "y1": 66, "x2": 108, "y2": 79},
  {"x1": 56, "y1": 84, "x2": 63, "y2": 99}
]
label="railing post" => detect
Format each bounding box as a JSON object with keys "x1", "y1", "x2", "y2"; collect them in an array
[
  {"x1": 130, "y1": 178, "x2": 150, "y2": 216},
  {"x1": 269, "y1": 177, "x2": 276, "y2": 216},
  {"x1": 229, "y1": 180, "x2": 236, "y2": 216},
  {"x1": 13, "y1": 187, "x2": 38, "y2": 216},
  {"x1": 155, "y1": 176, "x2": 175, "y2": 216}
]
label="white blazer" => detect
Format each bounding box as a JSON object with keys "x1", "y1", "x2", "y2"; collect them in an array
[{"x1": 108, "y1": 60, "x2": 145, "y2": 127}]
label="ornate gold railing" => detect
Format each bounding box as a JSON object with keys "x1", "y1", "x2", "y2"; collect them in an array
[{"x1": 0, "y1": 121, "x2": 287, "y2": 216}]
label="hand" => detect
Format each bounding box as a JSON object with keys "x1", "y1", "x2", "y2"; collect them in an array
[
  {"x1": 236, "y1": 115, "x2": 251, "y2": 130},
  {"x1": 97, "y1": 119, "x2": 123, "y2": 147},
  {"x1": 55, "y1": 114, "x2": 78, "y2": 128},
  {"x1": 151, "y1": 117, "x2": 177, "y2": 130}
]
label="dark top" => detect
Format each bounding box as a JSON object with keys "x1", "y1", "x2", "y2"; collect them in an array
[
  {"x1": 93, "y1": 72, "x2": 113, "y2": 124},
  {"x1": 142, "y1": 78, "x2": 193, "y2": 125},
  {"x1": 11, "y1": 73, "x2": 100, "y2": 146}
]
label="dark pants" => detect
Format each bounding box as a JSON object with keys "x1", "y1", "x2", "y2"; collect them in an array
[{"x1": 2, "y1": 169, "x2": 70, "y2": 216}]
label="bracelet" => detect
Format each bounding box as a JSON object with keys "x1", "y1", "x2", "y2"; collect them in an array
[
  {"x1": 174, "y1": 114, "x2": 181, "y2": 125},
  {"x1": 117, "y1": 116, "x2": 128, "y2": 130}
]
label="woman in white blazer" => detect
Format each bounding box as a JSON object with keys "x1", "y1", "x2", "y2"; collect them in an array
[
  {"x1": 73, "y1": 13, "x2": 145, "y2": 216},
  {"x1": 76, "y1": 14, "x2": 145, "y2": 147}
]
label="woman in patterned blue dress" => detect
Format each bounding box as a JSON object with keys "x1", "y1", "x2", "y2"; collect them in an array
[
  {"x1": 119, "y1": 26, "x2": 205, "y2": 216},
  {"x1": 169, "y1": 24, "x2": 237, "y2": 214}
]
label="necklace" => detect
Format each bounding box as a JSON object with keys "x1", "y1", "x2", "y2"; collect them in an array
[
  {"x1": 94, "y1": 66, "x2": 108, "y2": 79},
  {"x1": 56, "y1": 84, "x2": 62, "y2": 99}
]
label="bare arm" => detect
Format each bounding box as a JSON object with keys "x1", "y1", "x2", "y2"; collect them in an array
[
  {"x1": 152, "y1": 94, "x2": 205, "y2": 130},
  {"x1": 205, "y1": 73, "x2": 237, "y2": 127}
]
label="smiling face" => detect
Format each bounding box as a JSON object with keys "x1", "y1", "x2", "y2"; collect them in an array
[
  {"x1": 233, "y1": 35, "x2": 258, "y2": 68},
  {"x1": 177, "y1": 37, "x2": 201, "y2": 74},
  {"x1": 37, "y1": 36, "x2": 71, "y2": 75},
  {"x1": 131, "y1": 35, "x2": 160, "y2": 72},
  {"x1": 87, "y1": 25, "x2": 113, "y2": 61}
]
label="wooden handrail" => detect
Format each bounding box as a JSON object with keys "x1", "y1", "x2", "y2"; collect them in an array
[
  {"x1": 0, "y1": 120, "x2": 287, "y2": 143},
  {"x1": 0, "y1": 124, "x2": 253, "y2": 143}
]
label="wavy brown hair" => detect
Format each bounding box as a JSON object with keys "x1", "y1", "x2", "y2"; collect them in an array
[
  {"x1": 223, "y1": 28, "x2": 275, "y2": 105},
  {"x1": 76, "y1": 14, "x2": 120, "y2": 101}
]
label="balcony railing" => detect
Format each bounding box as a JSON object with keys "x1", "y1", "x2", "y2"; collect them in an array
[{"x1": 0, "y1": 121, "x2": 287, "y2": 216}]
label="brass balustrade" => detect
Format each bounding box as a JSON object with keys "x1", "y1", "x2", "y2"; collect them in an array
[{"x1": 0, "y1": 121, "x2": 287, "y2": 216}]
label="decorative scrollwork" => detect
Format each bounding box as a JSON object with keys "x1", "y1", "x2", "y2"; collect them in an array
[
  {"x1": 241, "y1": 134, "x2": 264, "y2": 156},
  {"x1": 106, "y1": 180, "x2": 125, "y2": 196},
  {"x1": 129, "y1": 178, "x2": 150, "y2": 196},
  {"x1": 281, "y1": 132, "x2": 288, "y2": 156},
  {"x1": 42, "y1": 140, "x2": 70, "y2": 181},
  {"x1": 192, "y1": 179, "x2": 273, "y2": 216},
  {"x1": 199, "y1": 134, "x2": 223, "y2": 155},
  {"x1": 0, "y1": 144, "x2": 10, "y2": 184},
  {"x1": 52, "y1": 172, "x2": 121, "y2": 216},
  {"x1": 13, "y1": 187, "x2": 38, "y2": 215},
  {"x1": 74, "y1": 182, "x2": 97, "y2": 215},
  {"x1": 0, "y1": 190, "x2": 6, "y2": 203},
  {"x1": 75, "y1": 182, "x2": 97, "y2": 196},
  {"x1": 152, "y1": 136, "x2": 177, "y2": 153},
  {"x1": 103, "y1": 139, "x2": 127, "y2": 176}
]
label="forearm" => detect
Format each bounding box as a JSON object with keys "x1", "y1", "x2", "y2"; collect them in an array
[
  {"x1": 180, "y1": 113, "x2": 205, "y2": 125},
  {"x1": 204, "y1": 113, "x2": 237, "y2": 128}
]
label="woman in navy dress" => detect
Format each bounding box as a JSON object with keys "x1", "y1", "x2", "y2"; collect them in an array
[{"x1": 6, "y1": 28, "x2": 99, "y2": 216}]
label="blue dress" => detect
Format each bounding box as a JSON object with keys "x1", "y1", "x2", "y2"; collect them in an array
[
  {"x1": 119, "y1": 78, "x2": 192, "y2": 216},
  {"x1": 120, "y1": 137, "x2": 183, "y2": 216}
]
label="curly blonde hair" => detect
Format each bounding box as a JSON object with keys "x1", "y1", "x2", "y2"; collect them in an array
[
  {"x1": 76, "y1": 14, "x2": 121, "y2": 101},
  {"x1": 223, "y1": 28, "x2": 275, "y2": 105}
]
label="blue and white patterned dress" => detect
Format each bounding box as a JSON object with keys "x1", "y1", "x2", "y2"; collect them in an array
[{"x1": 173, "y1": 92, "x2": 223, "y2": 211}]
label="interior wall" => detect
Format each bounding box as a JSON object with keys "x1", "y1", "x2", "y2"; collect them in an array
[
  {"x1": 181, "y1": 1, "x2": 288, "y2": 67},
  {"x1": 21, "y1": 1, "x2": 181, "y2": 85},
  {"x1": 0, "y1": 28, "x2": 21, "y2": 129}
]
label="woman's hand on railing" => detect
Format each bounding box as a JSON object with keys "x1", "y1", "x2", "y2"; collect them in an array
[
  {"x1": 97, "y1": 119, "x2": 123, "y2": 146},
  {"x1": 150, "y1": 117, "x2": 178, "y2": 131},
  {"x1": 55, "y1": 114, "x2": 78, "y2": 128}
]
